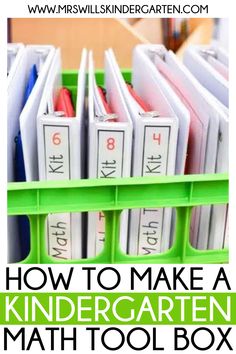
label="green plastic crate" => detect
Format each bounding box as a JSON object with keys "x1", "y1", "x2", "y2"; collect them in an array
[{"x1": 7, "y1": 70, "x2": 229, "y2": 264}]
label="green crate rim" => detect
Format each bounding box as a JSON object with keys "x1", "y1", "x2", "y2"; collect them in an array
[{"x1": 8, "y1": 173, "x2": 229, "y2": 264}]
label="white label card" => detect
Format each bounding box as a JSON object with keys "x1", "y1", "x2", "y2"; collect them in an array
[
  {"x1": 44, "y1": 125, "x2": 70, "y2": 180},
  {"x1": 97, "y1": 130, "x2": 124, "y2": 178},
  {"x1": 138, "y1": 126, "x2": 170, "y2": 255},
  {"x1": 47, "y1": 213, "x2": 72, "y2": 259},
  {"x1": 43, "y1": 124, "x2": 72, "y2": 259},
  {"x1": 96, "y1": 130, "x2": 124, "y2": 254},
  {"x1": 142, "y1": 126, "x2": 170, "y2": 176}
]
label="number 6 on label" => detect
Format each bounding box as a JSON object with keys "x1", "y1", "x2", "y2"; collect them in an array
[{"x1": 52, "y1": 132, "x2": 61, "y2": 145}]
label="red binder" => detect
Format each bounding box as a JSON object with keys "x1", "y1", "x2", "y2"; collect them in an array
[
  {"x1": 126, "y1": 83, "x2": 151, "y2": 112},
  {"x1": 55, "y1": 87, "x2": 75, "y2": 117},
  {"x1": 97, "y1": 86, "x2": 113, "y2": 114}
]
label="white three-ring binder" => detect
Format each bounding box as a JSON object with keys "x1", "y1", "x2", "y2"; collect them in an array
[
  {"x1": 87, "y1": 51, "x2": 133, "y2": 257},
  {"x1": 37, "y1": 48, "x2": 87, "y2": 259},
  {"x1": 134, "y1": 44, "x2": 228, "y2": 250},
  {"x1": 105, "y1": 48, "x2": 180, "y2": 255}
]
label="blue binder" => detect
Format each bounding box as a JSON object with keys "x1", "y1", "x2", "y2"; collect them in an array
[{"x1": 15, "y1": 64, "x2": 38, "y2": 260}]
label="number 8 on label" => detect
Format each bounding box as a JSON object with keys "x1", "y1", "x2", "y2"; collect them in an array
[{"x1": 107, "y1": 137, "x2": 115, "y2": 150}]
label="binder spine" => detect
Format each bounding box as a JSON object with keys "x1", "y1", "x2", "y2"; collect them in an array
[
  {"x1": 95, "y1": 128, "x2": 125, "y2": 255},
  {"x1": 43, "y1": 123, "x2": 73, "y2": 259},
  {"x1": 223, "y1": 206, "x2": 229, "y2": 248},
  {"x1": 131, "y1": 125, "x2": 171, "y2": 255},
  {"x1": 208, "y1": 204, "x2": 227, "y2": 249}
]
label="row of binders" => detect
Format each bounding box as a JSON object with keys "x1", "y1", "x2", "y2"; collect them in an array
[{"x1": 7, "y1": 42, "x2": 229, "y2": 262}]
